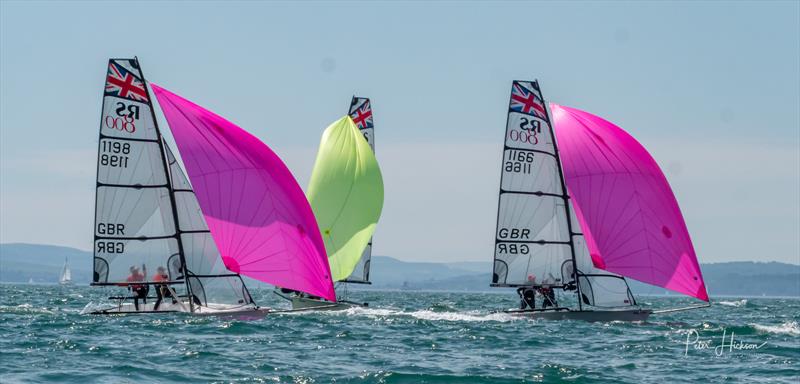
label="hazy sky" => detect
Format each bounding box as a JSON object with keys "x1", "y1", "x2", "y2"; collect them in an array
[{"x1": 1, "y1": 1, "x2": 798, "y2": 265}]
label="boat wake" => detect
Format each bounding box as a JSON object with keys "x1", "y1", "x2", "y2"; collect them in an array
[
  {"x1": 337, "y1": 307, "x2": 518, "y2": 323},
  {"x1": 718, "y1": 299, "x2": 748, "y2": 307},
  {"x1": 751, "y1": 321, "x2": 800, "y2": 336}
]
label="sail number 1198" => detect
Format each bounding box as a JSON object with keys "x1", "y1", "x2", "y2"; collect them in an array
[{"x1": 100, "y1": 141, "x2": 131, "y2": 168}]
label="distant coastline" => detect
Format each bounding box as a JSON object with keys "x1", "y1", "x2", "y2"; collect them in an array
[{"x1": 1, "y1": 243, "x2": 798, "y2": 297}]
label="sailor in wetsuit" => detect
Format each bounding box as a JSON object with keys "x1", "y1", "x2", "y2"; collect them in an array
[
  {"x1": 517, "y1": 287, "x2": 536, "y2": 310},
  {"x1": 152, "y1": 266, "x2": 172, "y2": 311},
  {"x1": 539, "y1": 286, "x2": 557, "y2": 309},
  {"x1": 516, "y1": 274, "x2": 537, "y2": 310},
  {"x1": 126, "y1": 265, "x2": 148, "y2": 311},
  {"x1": 539, "y1": 274, "x2": 558, "y2": 309}
]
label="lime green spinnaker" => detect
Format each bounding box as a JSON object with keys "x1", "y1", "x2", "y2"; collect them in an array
[{"x1": 307, "y1": 116, "x2": 384, "y2": 282}]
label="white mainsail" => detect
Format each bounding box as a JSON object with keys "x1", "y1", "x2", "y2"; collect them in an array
[
  {"x1": 93, "y1": 58, "x2": 181, "y2": 286},
  {"x1": 492, "y1": 81, "x2": 572, "y2": 288}
]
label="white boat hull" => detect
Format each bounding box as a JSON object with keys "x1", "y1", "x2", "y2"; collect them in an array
[
  {"x1": 82, "y1": 301, "x2": 269, "y2": 318},
  {"x1": 504, "y1": 308, "x2": 652, "y2": 322}
]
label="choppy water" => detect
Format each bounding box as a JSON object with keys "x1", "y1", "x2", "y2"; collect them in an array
[{"x1": 1, "y1": 284, "x2": 798, "y2": 383}]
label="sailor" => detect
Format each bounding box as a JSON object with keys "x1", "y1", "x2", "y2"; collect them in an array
[
  {"x1": 280, "y1": 287, "x2": 306, "y2": 298},
  {"x1": 126, "y1": 265, "x2": 148, "y2": 311},
  {"x1": 516, "y1": 275, "x2": 537, "y2": 310},
  {"x1": 517, "y1": 287, "x2": 536, "y2": 310},
  {"x1": 539, "y1": 273, "x2": 558, "y2": 309},
  {"x1": 152, "y1": 266, "x2": 171, "y2": 311}
]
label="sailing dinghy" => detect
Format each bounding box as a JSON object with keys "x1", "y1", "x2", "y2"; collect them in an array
[
  {"x1": 277, "y1": 98, "x2": 384, "y2": 311},
  {"x1": 84, "y1": 58, "x2": 335, "y2": 316},
  {"x1": 491, "y1": 80, "x2": 709, "y2": 321}
]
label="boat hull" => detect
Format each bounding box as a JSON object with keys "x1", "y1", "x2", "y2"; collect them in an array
[
  {"x1": 81, "y1": 301, "x2": 269, "y2": 318},
  {"x1": 504, "y1": 308, "x2": 652, "y2": 322}
]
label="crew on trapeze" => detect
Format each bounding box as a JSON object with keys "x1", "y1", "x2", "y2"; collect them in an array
[
  {"x1": 126, "y1": 265, "x2": 148, "y2": 311},
  {"x1": 152, "y1": 266, "x2": 176, "y2": 310},
  {"x1": 516, "y1": 274, "x2": 558, "y2": 310},
  {"x1": 126, "y1": 264, "x2": 177, "y2": 311}
]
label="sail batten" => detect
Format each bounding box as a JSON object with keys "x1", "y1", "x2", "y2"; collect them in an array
[
  {"x1": 151, "y1": 84, "x2": 336, "y2": 301},
  {"x1": 551, "y1": 104, "x2": 708, "y2": 301}
]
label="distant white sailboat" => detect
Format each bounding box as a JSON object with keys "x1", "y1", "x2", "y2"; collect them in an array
[{"x1": 59, "y1": 258, "x2": 73, "y2": 285}]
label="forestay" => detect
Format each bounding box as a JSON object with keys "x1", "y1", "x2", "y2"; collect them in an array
[
  {"x1": 341, "y1": 97, "x2": 375, "y2": 284},
  {"x1": 93, "y1": 58, "x2": 181, "y2": 285},
  {"x1": 492, "y1": 81, "x2": 572, "y2": 288}
]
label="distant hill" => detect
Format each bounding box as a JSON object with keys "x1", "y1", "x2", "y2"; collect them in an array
[
  {"x1": 1, "y1": 243, "x2": 798, "y2": 297},
  {"x1": 0, "y1": 243, "x2": 92, "y2": 284}
]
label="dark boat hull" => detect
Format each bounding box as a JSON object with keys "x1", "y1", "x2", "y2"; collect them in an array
[
  {"x1": 289, "y1": 296, "x2": 366, "y2": 311},
  {"x1": 504, "y1": 308, "x2": 652, "y2": 322}
]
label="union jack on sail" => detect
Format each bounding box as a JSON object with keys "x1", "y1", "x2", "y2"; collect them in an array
[
  {"x1": 105, "y1": 61, "x2": 148, "y2": 102},
  {"x1": 349, "y1": 99, "x2": 373, "y2": 130},
  {"x1": 510, "y1": 82, "x2": 546, "y2": 119}
]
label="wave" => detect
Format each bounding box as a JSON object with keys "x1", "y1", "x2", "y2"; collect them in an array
[
  {"x1": 0, "y1": 303, "x2": 55, "y2": 315},
  {"x1": 718, "y1": 299, "x2": 747, "y2": 307},
  {"x1": 752, "y1": 321, "x2": 800, "y2": 336},
  {"x1": 341, "y1": 307, "x2": 518, "y2": 323}
]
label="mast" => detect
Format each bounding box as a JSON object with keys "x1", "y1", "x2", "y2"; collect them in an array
[
  {"x1": 136, "y1": 57, "x2": 194, "y2": 313},
  {"x1": 533, "y1": 81, "x2": 583, "y2": 311}
]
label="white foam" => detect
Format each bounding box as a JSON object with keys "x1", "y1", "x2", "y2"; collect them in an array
[
  {"x1": 752, "y1": 321, "x2": 800, "y2": 336},
  {"x1": 342, "y1": 307, "x2": 517, "y2": 323},
  {"x1": 0, "y1": 304, "x2": 55, "y2": 315},
  {"x1": 718, "y1": 299, "x2": 747, "y2": 307}
]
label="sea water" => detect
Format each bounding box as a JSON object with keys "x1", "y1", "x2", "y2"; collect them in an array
[{"x1": 1, "y1": 284, "x2": 798, "y2": 383}]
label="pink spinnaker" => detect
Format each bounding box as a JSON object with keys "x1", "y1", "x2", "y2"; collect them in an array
[
  {"x1": 551, "y1": 104, "x2": 708, "y2": 301},
  {"x1": 151, "y1": 84, "x2": 336, "y2": 302}
]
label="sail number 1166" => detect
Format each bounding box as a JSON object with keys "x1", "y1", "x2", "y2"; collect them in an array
[{"x1": 505, "y1": 150, "x2": 534, "y2": 174}]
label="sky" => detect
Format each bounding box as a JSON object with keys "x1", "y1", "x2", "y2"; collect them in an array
[{"x1": 1, "y1": 1, "x2": 798, "y2": 265}]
